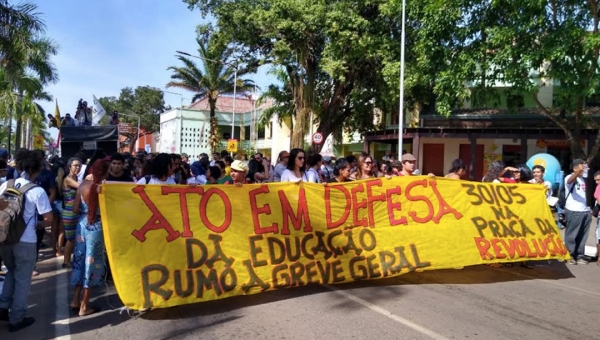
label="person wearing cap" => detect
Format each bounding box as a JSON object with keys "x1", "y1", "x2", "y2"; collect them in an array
[
  {"x1": 189, "y1": 161, "x2": 207, "y2": 185},
  {"x1": 563, "y1": 158, "x2": 591, "y2": 265},
  {"x1": 399, "y1": 153, "x2": 435, "y2": 177},
  {"x1": 399, "y1": 153, "x2": 417, "y2": 176},
  {"x1": 227, "y1": 160, "x2": 249, "y2": 186}
]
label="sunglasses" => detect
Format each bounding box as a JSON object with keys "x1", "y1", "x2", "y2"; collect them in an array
[
  {"x1": 365, "y1": 161, "x2": 373, "y2": 165},
  {"x1": 297, "y1": 157, "x2": 305, "y2": 160}
]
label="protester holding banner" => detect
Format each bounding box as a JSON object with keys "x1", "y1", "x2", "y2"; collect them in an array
[
  {"x1": 328, "y1": 158, "x2": 352, "y2": 183},
  {"x1": 281, "y1": 148, "x2": 306, "y2": 183},
  {"x1": 445, "y1": 159, "x2": 466, "y2": 179},
  {"x1": 228, "y1": 159, "x2": 249, "y2": 186},
  {"x1": 70, "y1": 159, "x2": 109, "y2": 316},
  {"x1": 529, "y1": 165, "x2": 553, "y2": 198},
  {"x1": 62, "y1": 157, "x2": 82, "y2": 268},
  {"x1": 206, "y1": 166, "x2": 221, "y2": 185},
  {"x1": 351, "y1": 153, "x2": 376, "y2": 180},
  {"x1": 214, "y1": 160, "x2": 232, "y2": 184}
]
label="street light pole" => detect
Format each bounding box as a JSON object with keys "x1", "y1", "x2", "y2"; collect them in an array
[
  {"x1": 398, "y1": 0, "x2": 406, "y2": 156},
  {"x1": 176, "y1": 51, "x2": 238, "y2": 154}
]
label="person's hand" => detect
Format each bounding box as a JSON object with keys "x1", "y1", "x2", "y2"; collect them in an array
[
  {"x1": 235, "y1": 182, "x2": 243, "y2": 187},
  {"x1": 428, "y1": 173, "x2": 435, "y2": 178},
  {"x1": 188, "y1": 183, "x2": 197, "y2": 188}
]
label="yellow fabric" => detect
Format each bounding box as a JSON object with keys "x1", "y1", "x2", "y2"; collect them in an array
[
  {"x1": 99, "y1": 177, "x2": 568, "y2": 310},
  {"x1": 54, "y1": 99, "x2": 61, "y2": 128},
  {"x1": 225, "y1": 165, "x2": 231, "y2": 176}
]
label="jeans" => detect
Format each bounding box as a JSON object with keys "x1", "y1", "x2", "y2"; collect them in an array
[
  {"x1": 564, "y1": 209, "x2": 592, "y2": 260},
  {"x1": 0, "y1": 242, "x2": 37, "y2": 324}
]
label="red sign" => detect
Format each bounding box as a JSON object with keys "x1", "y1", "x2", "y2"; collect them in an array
[{"x1": 312, "y1": 132, "x2": 324, "y2": 144}]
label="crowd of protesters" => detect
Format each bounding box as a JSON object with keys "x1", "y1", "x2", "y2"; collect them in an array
[{"x1": 0, "y1": 144, "x2": 597, "y2": 333}]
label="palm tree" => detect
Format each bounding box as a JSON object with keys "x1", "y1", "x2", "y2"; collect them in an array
[
  {"x1": 0, "y1": 67, "x2": 50, "y2": 148},
  {"x1": 0, "y1": 0, "x2": 45, "y2": 65},
  {"x1": 1, "y1": 7, "x2": 58, "y2": 152},
  {"x1": 166, "y1": 36, "x2": 254, "y2": 153}
]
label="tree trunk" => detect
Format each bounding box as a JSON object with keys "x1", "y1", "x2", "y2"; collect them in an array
[
  {"x1": 208, "y1": 98, "x2": 219, "y2": 154},
  {"x1": 14, "y1": 90, "x2": 23, "y2": 149}
]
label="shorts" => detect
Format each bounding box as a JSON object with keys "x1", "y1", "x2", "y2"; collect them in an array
[
  {"x1": 53, "y1": 200, "x2": 64, "y2": 215},
  {"x1": 596, "y1": 218, "x2": 600, "y2": 242}
]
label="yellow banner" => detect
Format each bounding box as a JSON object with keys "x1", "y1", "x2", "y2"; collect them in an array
[{"x1": 99, "y1": 178, "x2": 568, "y2": 310}]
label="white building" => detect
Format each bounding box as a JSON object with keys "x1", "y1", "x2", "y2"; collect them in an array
[{"x1": 158, "y1": 95, "x2": 291, "y2": 161}]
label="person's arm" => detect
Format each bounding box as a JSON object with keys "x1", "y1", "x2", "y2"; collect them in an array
[
  {"x1": 48, "y1": 186, "x2": 57, "y2": 203},
  {"x1": 72, "y1": 186, "x2": 82, "y2": 215},
  {"x1": 35, "y1": 190, "x2": 54, "y2": 228},
  {"x1": 567, "y1": 169, "x2": 582, "y2": 184},
  {"x1": 64, "y1": 176, "x2": 80, "y2": 189}
]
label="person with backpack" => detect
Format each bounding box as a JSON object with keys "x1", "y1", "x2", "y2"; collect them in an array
[
  {"x1": 0, "y1": 149, "x2": 53, "y2": 332},
  {"x1": 563, "y1": 158, "x2": 592, "y2": 265}
]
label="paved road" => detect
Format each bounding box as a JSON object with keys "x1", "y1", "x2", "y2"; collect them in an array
[{"x1": 1, "y1": 227, "x2": 598, "y2": 340}]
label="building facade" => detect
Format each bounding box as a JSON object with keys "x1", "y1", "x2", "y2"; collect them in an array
[{"x1": 158, "y1": 96, "x2": 290, "y2": 160}]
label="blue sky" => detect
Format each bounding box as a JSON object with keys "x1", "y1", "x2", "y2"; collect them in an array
[{"x1": 32, "y1": 0, "x2": 274, "y2": 133}]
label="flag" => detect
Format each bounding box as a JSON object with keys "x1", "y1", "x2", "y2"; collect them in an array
[
  {"x1": 92, "y1": 95, "x2": 106, "y2": 126},
  {"x1": 319, "y1": 133, "x2": 337, "y2": 158},
  {"x1": 54, "y1": 99, "x2": 61, "y2": 128}
]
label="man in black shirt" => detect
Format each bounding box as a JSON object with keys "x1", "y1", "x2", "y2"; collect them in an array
[{"x1": 107, "y1": 153, "x2": 133, "y2": 182}]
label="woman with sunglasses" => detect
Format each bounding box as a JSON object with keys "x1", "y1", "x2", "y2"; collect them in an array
[
  {"x1": 280, "y1": 148, "x2": 306, "y2": 183},
  {"x1": 350, "y1": 152, "x2": 376, "y2": 180}
]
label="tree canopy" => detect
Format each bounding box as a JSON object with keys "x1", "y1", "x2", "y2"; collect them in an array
[
  {"x1": 184, "y1": 0, "x2": 600, "y2": 158},
  {"x1": 98, "y1": 86, "x2": 168, "y2": 151}
]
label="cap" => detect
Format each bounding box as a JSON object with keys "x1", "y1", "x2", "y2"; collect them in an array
[
  {"x1": 322, "y1": 156, "x2": 332, "y2": 162},
  {"x1": 0, "y1": 148, "x2": 8, "y2": 159},
  {"x1": 401, "y1": 153, "x2": 417, "y2": 162},
  {"x1": 231, "y1": 160, "x2": 248, "y2": 172},
  {"x1": 181, "y1": 153, "x2": 189, "y2": 158},
  {"x1": 190, "y1": 161, "x2": 205, "y2": 176}
]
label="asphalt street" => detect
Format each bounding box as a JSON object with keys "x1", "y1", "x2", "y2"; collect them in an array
[{"x1": 0, "y1": 226, "x2": 598, "y2": 340}]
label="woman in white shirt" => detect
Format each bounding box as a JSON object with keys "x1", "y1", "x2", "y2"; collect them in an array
[
  {"x1": 280, "y1": 148, "x2": 306, "y2": 183},
  {"x1": 136, "y1": 153, "x2": 176, "y2": 185},
  {"x1": 304, "y1": 153, "x2": 322, "y2": 183}
]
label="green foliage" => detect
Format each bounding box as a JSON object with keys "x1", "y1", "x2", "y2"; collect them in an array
[
  {"x1": 185, "y1": 0, "x2": 600, "y2": 158},
  {"x1": 98, "y1": 86, "x2": 168, "y2": 151},
  {"x1": 0, "y1": 1, "x2": 57, "y2": 151},
  {"x1": 167, "y1": 28, "x2": 254, "y2": 153},
  {"x1": 413, "y1": 0, "x2": 600, "y2": 158}
]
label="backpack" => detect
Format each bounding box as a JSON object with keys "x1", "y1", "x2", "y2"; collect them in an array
[
  {"x1": 0, "y1": 179, "x2": 38, "y2": 245},
  {"x1": 557, "y1": 179, "x2": 575, "y2": 210}
]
